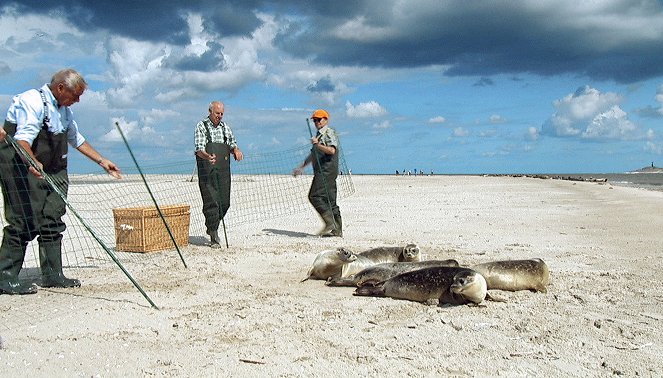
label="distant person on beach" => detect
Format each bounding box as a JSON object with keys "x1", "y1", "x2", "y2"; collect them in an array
[
  {"x1": 0, "y1": 68, "x2": 121, "y2": 295},
  {"x1": 293, "y1": 109, "x2": 342, "y2": 237},
  {"x1": 194, "y1": 101, "x2": 243, "y2": 248}
]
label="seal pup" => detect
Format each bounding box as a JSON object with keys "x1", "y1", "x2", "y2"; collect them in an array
[
  {"x1": 326, "y1": 259, "x2": 460, "y2": 287},
  {"x1": 301, "y1": 247, "x2": 357, "y2": 282},
  {"x1": 470, "y1": 258, "x2": 550, "y2": 292},
  {"x1": 353, "y1": 266, "x2": 487, "y2": 305},
  {"x1": 341, "y1": 243, "x2": 422, "y2": 277}
]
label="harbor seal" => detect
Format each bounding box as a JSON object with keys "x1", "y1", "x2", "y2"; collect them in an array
[
  {"x1": 326, "y1": 259, "x2": 460, "y2": 287},
  {"x1": 341, "y1": 243, "x2": 422, "y2": 277},
  {"x1": 470, "y1": 258, "x2": 550, "y2": 292},
  {"x1": 301, "y1": 247, "x2": 357, "y2": 282},
  {"x1": 353, "y1": 266, "x2": 487, "y2": 305}
]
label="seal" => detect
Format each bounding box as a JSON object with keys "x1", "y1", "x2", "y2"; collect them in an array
[
  {"x1": 359, "y1": 243, "x2": 422, "y2": 263},
  {"x1": 353, "y1": 266, "x2": 487, "y2": 305},
  {"x1": 470, "y1": 258, "x2": 550, "y2": 292},
  {"x1": 341, "y1": 243, "x2": 422, "y2": 277},
  {"x1": 326, "y1": 259, "x2": 459, "y2": 287},
  {"x1": 301, "y1": 247, "x2": 357, "y2": 282}
]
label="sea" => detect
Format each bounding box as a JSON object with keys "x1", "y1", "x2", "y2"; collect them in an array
[{"x1": 547, "y1": 172, "x2": 663, "y2": 192}]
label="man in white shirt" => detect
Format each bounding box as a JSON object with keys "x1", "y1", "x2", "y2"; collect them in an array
[{"x1": 0, "y1": 68, "x2": 121, "y2": 295}]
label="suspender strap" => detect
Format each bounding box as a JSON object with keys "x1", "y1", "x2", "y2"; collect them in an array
[{"x1": 38, "y1": 89, "x2": 50, "y2": 130}]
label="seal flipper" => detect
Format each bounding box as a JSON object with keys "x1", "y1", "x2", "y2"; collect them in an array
[
  {"x1": 353, "y1": 282, "x2": 386, "y2": 297},
  {"x1": 485, "y1": 292, "x2": 507, "y2": 302},
  {"x1": 326, "y1": 276, "x2": 356, "y2": 287}
]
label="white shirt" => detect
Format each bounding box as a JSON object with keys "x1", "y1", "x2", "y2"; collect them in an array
[{"x1": 5, "y1": 83, "x2": 85, "y2": 148}]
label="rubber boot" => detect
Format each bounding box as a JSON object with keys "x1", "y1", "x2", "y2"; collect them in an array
[
  {"x1": 208, "y1": 229, "x2": 221, "y2": 249},
  {"x1": 331, "y1": 213, "x2": 343, "y2": 237},
  {"x1": 0, "y1": 239, "x2": 37, "y2": 295},
  {"x1": 39, "y1": 241, "x2": 80, "y2": 288},
  {"x1": 319, "y1": 211, "x2": 336, "y2": 237}
]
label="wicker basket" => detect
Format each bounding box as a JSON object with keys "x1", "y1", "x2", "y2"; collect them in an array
[{"x1": 113, "y1": 204, "x2": 190, "y2": 252}]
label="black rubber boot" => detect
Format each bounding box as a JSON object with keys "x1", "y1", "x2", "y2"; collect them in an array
[
  {"x1": 39, "y1": 241, "x2": 80, "y2": 288},
  {"x1": 331, "y1": 213, "x2": 343, "y2": 237},
  {"x1": 208, "y1": 229, "x2": 221, "y2": 249},
  {"x1": 319, "y1": 212, "x2": 337, "y2": 237},
  {"x1": 0, "y1": 239, "x2": 37, "y2": 295},
  {"x1": 0, "y1": 271, "x2": 37, "y2": 295}
]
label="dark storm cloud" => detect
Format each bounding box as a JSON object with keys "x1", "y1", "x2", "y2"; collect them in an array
[
  {"x1": 274, "y1": 1, "x2": 663, "y2": 84},
  {"x1": 163, "y1": 41, "x2": 226, "y2": 72},
  {"x1": 307, "y1": 75, "x2": 335, "y2": 93},
  {"x1": 1, "y1": 0, "x2": 261, "y2": 44},
  {"x1": 473, "y1": 77, "x2": 494, "y2": 87},
  {"x1": 5, "y1": 1, "x2": 663, "y2": 84},
  {"x1": 635, "y1": 106, "x2": 663, "y2": 119}
]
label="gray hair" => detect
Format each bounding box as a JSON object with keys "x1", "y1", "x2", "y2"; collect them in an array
[
  {"x1": 208, "y1": 101, "x2": 224, "y2": 112},
  {"x1": 51, "y1": 68, "x2": 87, "y2": 91}
]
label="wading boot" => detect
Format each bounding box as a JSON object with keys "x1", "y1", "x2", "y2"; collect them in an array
[
  {"x1": 208, "y1": 229, "x2": 221, "y2": 249},
  {"x1": 39, "y1": 241, "x2": 81, "y2": 288},
  {"x1": 0, "y1": 271, "x2": 37, "y2": 295},
  {"x1": 319, "y1": 212, "x2": 337, "y2": 237},
  {"x1": 331, "y1": 213, "x2": 343, "y2": 237},
  {"x1": 0, "y1": 241, "x2": 37, "y2": 295}
]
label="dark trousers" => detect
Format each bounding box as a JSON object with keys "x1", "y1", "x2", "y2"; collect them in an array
[
  {"x1": 308, "y1": 170, "x2": 339, "y2": 218},
  {"x1": 0, "y1": 144, "x2": 68, "y2": 277},
  {"x1": 196, "y1": 144, "x2": 231, "y2": 233}
]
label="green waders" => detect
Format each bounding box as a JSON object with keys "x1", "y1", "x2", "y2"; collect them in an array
[
  {"x1": 308, "y1": 145, "x2": 342, "y2": 237},
  {"x1": 0, "y1": 121, "x2": 38, "y2": 294},
  {"x1": 0, "y1": 119, "x2": 79, "y2": 294},
  {"x1": 196, "y1": 142, "x2": 231, "y2": 248}
]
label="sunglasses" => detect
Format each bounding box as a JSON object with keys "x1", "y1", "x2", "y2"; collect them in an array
[{"x1": 312, "y1": 118, "x2": 324, "y2": 122}]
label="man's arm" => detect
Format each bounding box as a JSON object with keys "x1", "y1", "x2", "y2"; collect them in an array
[{"x1": 76, "y1": 141, "x2": 122, "y2": 179}]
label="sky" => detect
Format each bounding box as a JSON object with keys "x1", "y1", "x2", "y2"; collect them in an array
[{"x1": 1, "y1": 0, "x2": 663, "y2": 174}]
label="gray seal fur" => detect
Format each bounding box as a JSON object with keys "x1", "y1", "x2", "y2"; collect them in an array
[
  {"x1": 327, "y1": 259, "x2": 459, "y2": 287},
  {"x1": 301, "y1": 247, "x2": 358, "y2": 282},
  {"x1": 470, "y1": 258, "x2": 550, "y2": 292},
  {"x1": 354, "y1": 266, "x2": 487, "y2": 305},
  {"x1": 341, "y1": 243, "x2": 422, "y2": 277}
]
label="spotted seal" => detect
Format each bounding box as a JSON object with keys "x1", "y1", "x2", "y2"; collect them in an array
[
  {"x1": 327, "y1": 259, "x2": 459, "y2": 287},
  {"x1": 301, "y1": 247, "x2": 358, "y2": 282},
  {"x1": 353, "y1": 266, "x2": 487, "y2": 305},
  {"x1": 341, "y1": 243, "x2": 422, "y2": 277},
  {"x1": 470, "y1": 258, "x2": 550, "y2": 292}
]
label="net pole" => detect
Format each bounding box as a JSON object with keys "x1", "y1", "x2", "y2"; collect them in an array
[{"x1": 114, "y1": 122, "x2": 188, "y2": 268}]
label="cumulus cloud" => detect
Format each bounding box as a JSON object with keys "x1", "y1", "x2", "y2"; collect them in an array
[
  {"x1": 372, "y1": 120, "x2": 392, "y2": 130},
  {"x1": 542, "y1": 85, "x2": 640, "y2": 140},
  {"x1": 101, "y1": 117, "x2": 153, "y2": 142},
  {"x1": 453, "y1": 127, "x2": 469, "y2": 137},
  {"x1": 644, "y1": 141, "x2": 663, "y2": 154},
  {"x1": 345, "y1": 100, "x2": 387, "y2": 118},
  {"x1": 489, "y1": 114, "x2": 506, "y2": 124},
  {"x1": 429, "y1": 116, "x2": 446, "y2": 124},
  {"x1": 656, "y1": 83, "x2": 663, "y2": 116},
  {"x1": 526, "y1": 127, "x2": 539, "y2": 141}
]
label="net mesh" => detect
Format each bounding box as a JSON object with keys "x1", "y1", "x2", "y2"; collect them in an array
[{"x1": 0, "y1": 141, "x2": 354, "y2": 277}]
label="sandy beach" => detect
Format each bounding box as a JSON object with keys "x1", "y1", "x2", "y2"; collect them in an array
[{"x1": 1, "y1": 175, "x2": 662, "y2": 377}]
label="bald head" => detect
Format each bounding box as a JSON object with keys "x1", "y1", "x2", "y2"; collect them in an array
[{"x1": 208, "y1": 101, "x2": 225, "y2": 125}]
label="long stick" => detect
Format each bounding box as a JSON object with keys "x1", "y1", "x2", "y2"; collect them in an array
[
  {"x1": 213, "y1": 165, "x2": 230, "y2": 248},
  {"x1": 221, "y1": 216, "x2": 229, "y2": 248},
  {"x1": 306, "y1": 118, "x2": 337, "y2": 231},
  {"x1": 114, "y1": 122, "x2": 187, "y2": 268},
  {"x1": 4, "y1": 135, "x2": 158, "y2": 309}
]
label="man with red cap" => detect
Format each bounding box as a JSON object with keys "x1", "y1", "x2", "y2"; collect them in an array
[{"x1": 293, "y1": 109, "x2": 342, "y2": 237}]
